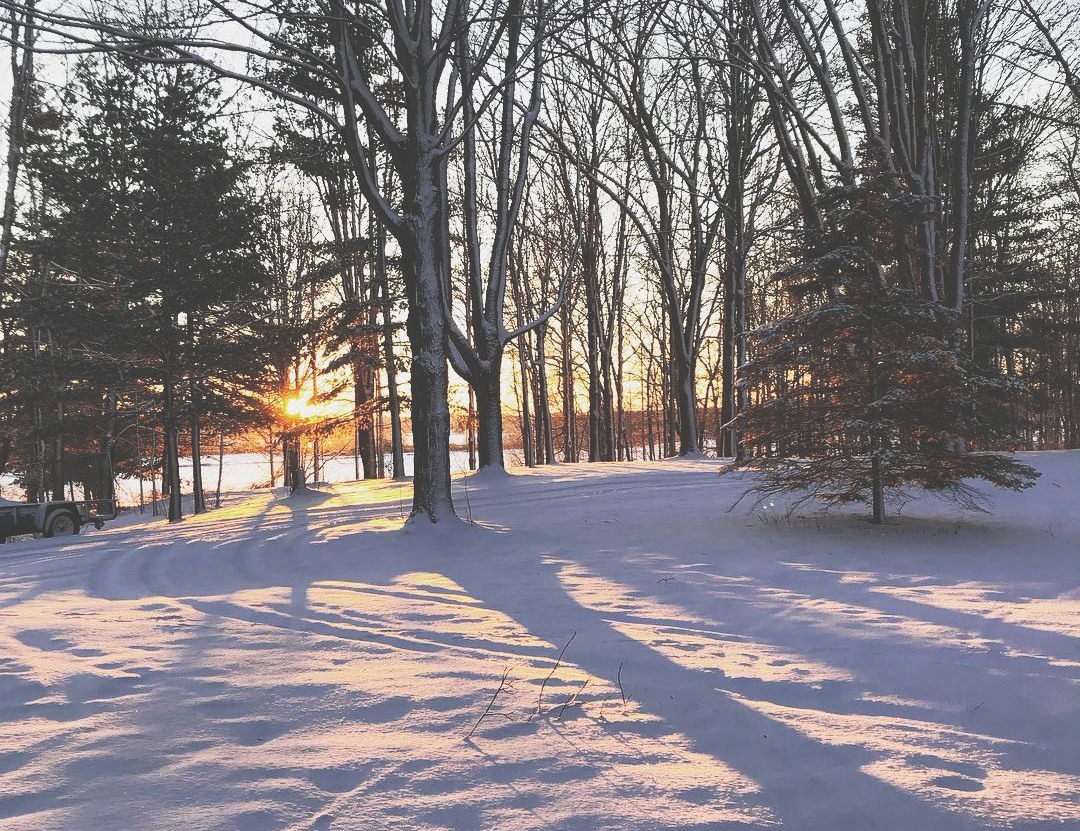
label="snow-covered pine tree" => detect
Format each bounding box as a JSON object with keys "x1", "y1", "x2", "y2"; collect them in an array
[{"x1": 733, "y1": 173, "x2": 1039, "y2": 523}]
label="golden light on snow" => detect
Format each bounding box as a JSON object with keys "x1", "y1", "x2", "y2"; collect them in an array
[{"x1": 1, "y1": 455, "x2": 1076, "y2": 830}]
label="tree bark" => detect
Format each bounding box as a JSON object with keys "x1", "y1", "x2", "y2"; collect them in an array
[
  {"x1": 190, "y1": 414, "x2": 205, "y2": 514},
  {"x1": 536, "y1": 321, "x2": 555, "y2": 464},
  {"x1": 0, "y1": 0, "x2": 34, "y2": 304},
  {"x1": 399, "y1": 154, "x2": 456, "y2": 521},
  {"x1": 474, "y1": 357, "x2": 506, "y2": 472},
  {"x1": 163, "y1": 372, "x2": 182, "y2": 522}
]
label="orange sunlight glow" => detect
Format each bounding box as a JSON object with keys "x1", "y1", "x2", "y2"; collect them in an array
[{"x1": 284, "y1": 395, "x2": 319, "y2": 420}]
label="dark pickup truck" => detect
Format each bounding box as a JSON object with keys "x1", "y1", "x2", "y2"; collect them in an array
[{"x1": 0, "y1": 499, "x2": 118, "y2": 542}]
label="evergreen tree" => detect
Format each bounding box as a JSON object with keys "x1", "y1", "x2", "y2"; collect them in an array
[
  {"x1": 733, "y1": 174, "x2": 1039, "y2": 522},
  {"x1": 5, "y1": 54, "x2": 271, "y2": 518}
]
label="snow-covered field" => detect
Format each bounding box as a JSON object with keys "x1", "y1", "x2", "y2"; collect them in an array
[{"x1": 1, "y1": 453, "x2": 1077, "y2": 830}]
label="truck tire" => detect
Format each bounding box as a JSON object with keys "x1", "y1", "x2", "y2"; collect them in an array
[{"x1": 44, "y1": 511, "x2": 80, "y2": 538}]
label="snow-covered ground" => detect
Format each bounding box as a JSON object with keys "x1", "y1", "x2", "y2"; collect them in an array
[{"x1": 1, "y1": 453, "x2": 1077, "y2": 830}]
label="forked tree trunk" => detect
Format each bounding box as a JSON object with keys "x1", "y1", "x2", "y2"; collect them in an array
[
  {"x1": 672, "y1": 348, "x2": 700, "y2": 456},
  {"x1": 474, "y1": 360, "x2": 506, "y2": 472},
  {"x1": 400, "y1": 160, "x2": 456, "y2": 522}
]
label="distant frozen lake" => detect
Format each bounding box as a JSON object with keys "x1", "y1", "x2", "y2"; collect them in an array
[
  {"x1": 1, "y1": 450, "x2": 496, "y2": 507},
  {"x1": 111, "y1": 450, "x2": 488, "y2": 507}
]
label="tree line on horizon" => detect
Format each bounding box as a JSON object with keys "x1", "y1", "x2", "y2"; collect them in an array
[{"x1": 0, "y1": 0, "x2": 1076, "y2": 524}]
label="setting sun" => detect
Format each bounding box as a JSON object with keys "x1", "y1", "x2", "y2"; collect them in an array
[{"x1": 284, "y1": 396, "x2": 318, "y2": 419}]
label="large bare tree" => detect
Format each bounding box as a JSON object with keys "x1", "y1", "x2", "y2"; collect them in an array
[{"x1": 0, "y1": 0, "x2": 569, "y2": 522}]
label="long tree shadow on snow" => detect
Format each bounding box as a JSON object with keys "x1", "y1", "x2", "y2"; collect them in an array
[
  {"x1": 5, "y1": 465, "x2": 1075, "y2": 830},
  {"x1": 441, "y1": 548, "x2": 996, "y2": 831}
]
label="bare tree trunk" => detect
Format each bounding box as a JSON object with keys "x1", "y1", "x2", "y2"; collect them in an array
[
  {"x1": 163, "y1": 371, "x2": 182, "y2": 522},
  {"x1": 99, "y1": 389, "x2": 117, "y2": 504},
  {"x1": 467, "y1": 384, "x2": 477, "y2": 471},
  {"x1": 51, "y1": 401, "x2": 64, "y2": 502},
  {"x1": 400, "y1": 156, "x2": 455, "y2": 521},
  {"x1": 215, "y1": 431, "x2": 225, "y2": 508},
  {"x1": 561, "y1": 303, "x2": 576, "y2": 462},
  {"x1": 508, "y1": 264, "x2": 533, "y2": 469},
  {"x1": 445, "y1": 4, "x2": 560, "y2": 477},
  {"x1": 355, "y1": 358, "x2": 377, "y2": 477},
  {"x1": 190, "y1": 413, "x2": 205, "y2": 513},
  {"x1": 377, "y1": 217, "x2": 405, "y2": 480},
  {"x1": 946, "y1": 0, "x2": 988, "y2": 313},
  {"x1": 150, "y1": 428, "x2": 159, "y2": 517},
  {"x1": 536, "y1": 321, "x2": 555, "y2": 464},
  {"x1": 517, "y1": 339, "x2": 533, "y2": 467},
  {"x1": 474, "y1": 360, "x2": 507, "y2": 471},
  {"x1": 0, "y1": 0, "x2": 34, "y2": 301},
  {"x1": 189, "y1": 367, "x2": 205, "y2": 513}
]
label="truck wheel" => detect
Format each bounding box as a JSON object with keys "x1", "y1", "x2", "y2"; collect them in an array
[{"x1": 44, "y1": 511, "x2": 79, "y2": 538}]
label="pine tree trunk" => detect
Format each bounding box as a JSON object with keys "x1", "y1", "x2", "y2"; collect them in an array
[
  {"x1": 215, "y1": 432, "x2": 224, "y2": 508},
  {"x1": 150, "y1": 428, "x2": 159, "y2": 517},
  {"x1": 190, "y1": 414, "x2": 205, "y2": 514},
  {"x1": 354, "y1": 359, "x2": 377, "y2": 478},
  {"x1": 871, "y1": 453, "x2": 886, "y2": 524},
  {"x1": 869, "y1": 317, "x2": 886, "y2": 524},
  {"x1": 51, "y1": 401, "x2": 64, "y2": 502},
  {"x1": 163, "y1": 374, "x2": 182, "y2": 522},
  {"x1": 99, "y1": 390, "x2": 117, "y2": 504},
  {"x1": 189, "y1": 376, "x2": 205, "y2": 514}
]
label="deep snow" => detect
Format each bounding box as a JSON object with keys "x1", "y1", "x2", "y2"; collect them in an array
[{"x1": 0, "y1": 453, "x2": 1077, "y2": 830}]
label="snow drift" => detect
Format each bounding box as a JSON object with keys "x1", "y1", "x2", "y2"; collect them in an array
[{"x1": 0, "y1": 453, "x2": 1077, "y2": 830}]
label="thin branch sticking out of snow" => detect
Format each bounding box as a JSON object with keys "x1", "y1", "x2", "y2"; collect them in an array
[
  {"x1": 530, "y1": 630, "x2": 576, "y2": 722},
  {"x1": 465, "y1": 667, "x2": 515, "y2": 740}
]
